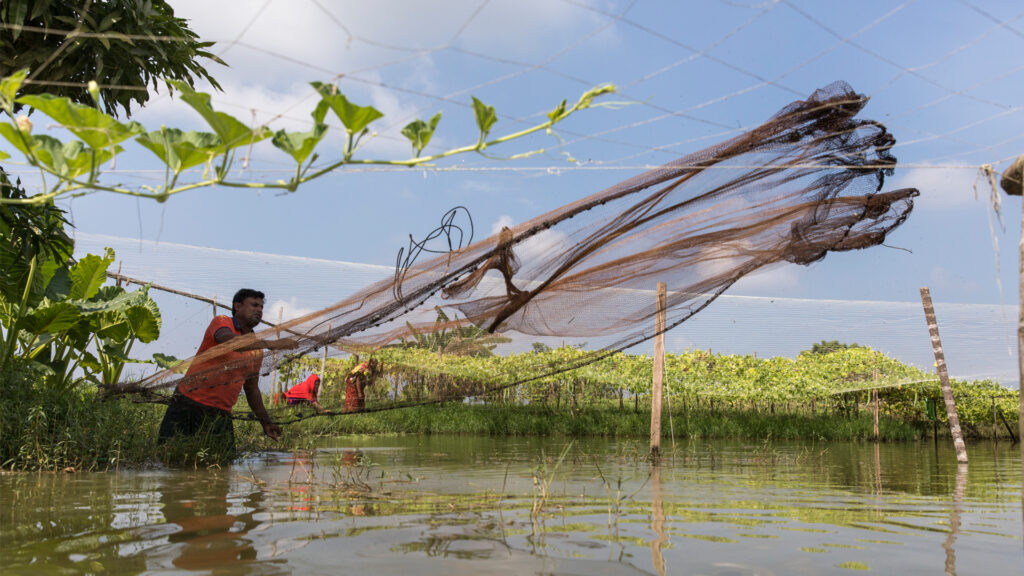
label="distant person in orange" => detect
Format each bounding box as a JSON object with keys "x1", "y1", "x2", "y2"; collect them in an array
[
  {"x1": 284, "y1": 373, "x2": 330, "y2": 413},
  {"x1": 343, "y1": 358, "x2": 379, "y2": 412},
  {"x1": 158, "y1": 288, "x2": 295, "y2": 451}
]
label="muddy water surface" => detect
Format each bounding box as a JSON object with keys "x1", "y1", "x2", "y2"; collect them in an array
[{"x1": 1, "y1": 437, "x2": 1021, "y2": 575}]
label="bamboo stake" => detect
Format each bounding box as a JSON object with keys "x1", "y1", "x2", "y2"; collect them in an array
[
  {"x1": 212, "y1": 295, "x2": 217, "y2": 319},
  {"x1": 320, "y1": 323, "x2": 329, "y2": 375},
  {"x1": 997, "y1": 154, "x2": 1024, "y2": 535},
  {"x1": 920, "y1": 287, "x2": 968, "y2": 464},
  {"x1": 873, "y1": 352, "x2": 880, "y2": 441},
  {"x1": 992, "y1": 397, "x2": 997, "y2": 442},
  {"x1": 649, "y1": 463, "x2": 667, "y2": 576},
  {"x1": 651, "y1": 282, "x2": 666, "y2": 459},
  {"x1": 270, "y1": 307, "x2": 282, "y2": 403}
]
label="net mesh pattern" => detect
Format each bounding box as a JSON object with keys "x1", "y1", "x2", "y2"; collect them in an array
[{"x1": 109, "y1": 82, "x2": 919, "y2": 412}]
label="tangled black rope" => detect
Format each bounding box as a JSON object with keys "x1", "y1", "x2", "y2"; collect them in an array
[{"x1": 393, "y1": 206, "x2": 473, "y2": 306}]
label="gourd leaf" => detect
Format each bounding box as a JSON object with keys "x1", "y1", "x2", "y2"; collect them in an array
[
  {"x1": 401, "y1": 112, "x2": 442, "y2": 158},
  {"x1": 0, "y1": 126, "x2": 118, "y2": 179},
  {"x1": 135, "y1": 128, "x2": 220, "y2": 173},
  {"x1": 271, "y1": 123, "x2": 328, "y2": 164},
  {"x1": 471, "y1": 97, "x2": 497, "y2": 141},
  {"x1": 310, "y1": 82, "x2": 383, "y2": 134},
  {"x1": 547, "y1": 99, "x2": 567, "y2": 123},
  {"x1": 0, "y1": 69, "x2": 29, "y2": 110},
  {"x1": 17, "y1": 94, "x2": 144, "y2": 149},
  {"x1": 166, "y1": 79, "x2": 270, "y2": 152}
]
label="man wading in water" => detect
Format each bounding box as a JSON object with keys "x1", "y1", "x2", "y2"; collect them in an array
[{"x1": 158, "y1": 288, "x2": 295, "y2": 451}]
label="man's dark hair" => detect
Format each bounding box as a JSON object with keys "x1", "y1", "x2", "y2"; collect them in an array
[{"x1": 232, "y1": 288, "x2": 265, "y2": 308}]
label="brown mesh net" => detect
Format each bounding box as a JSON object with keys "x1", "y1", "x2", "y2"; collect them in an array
[{"x1": 109, "y1": 81, "x2": 919, "y2": 419}]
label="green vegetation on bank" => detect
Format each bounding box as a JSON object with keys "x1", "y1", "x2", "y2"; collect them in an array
[
  {"x1": 262, "y1": 403, "x2": 927, "y2": 443},
  {"x1": 4, "y1": 343, "x2": 1019, "y2": 471}
]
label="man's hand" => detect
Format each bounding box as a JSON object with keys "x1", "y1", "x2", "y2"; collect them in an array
[{"x1": 262, "y1": 419, "x2": 282, "y2": 440}]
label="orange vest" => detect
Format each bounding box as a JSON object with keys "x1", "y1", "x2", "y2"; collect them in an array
[{"x1": 179, "y1": 316, "x2": 263, "y2": 412}]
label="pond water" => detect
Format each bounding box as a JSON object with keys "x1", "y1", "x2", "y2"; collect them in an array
[{"x1": 1, "y1": 437, "x2": 1021, "y2": 575}]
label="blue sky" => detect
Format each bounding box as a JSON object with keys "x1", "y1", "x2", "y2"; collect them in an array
[{"x1": 5, "y1": 0, "x2": 1024, "y2": 380}]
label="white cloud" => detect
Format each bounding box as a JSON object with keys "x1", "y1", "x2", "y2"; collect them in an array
[
  {"x1": 168, "y1": 0, "x2": 610, "y2": 84},
  {"x1": 516, "y1": 228, "x2": 571, "y2": 263},
  {"x1": 731, "y1": 266, "x2": 800, "y2": 294},
  {"x1": 266, "y1": 297, "x2": 316, "y2": 322},
  {"x1": 490, "y1": 215, "x2": 516, "y2": 235},
  {"x1": 891, "y1": 166, "x2": 985, "y2": 210}
]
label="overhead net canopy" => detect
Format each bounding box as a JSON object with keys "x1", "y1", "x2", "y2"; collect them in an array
[{"x1": 108, "y1": 81, "x2": 919, "y2": 412}]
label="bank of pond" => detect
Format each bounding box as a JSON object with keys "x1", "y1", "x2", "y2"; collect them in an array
[{"x1": 2, "y1": 347, "x2": 1018, "y2": 471}]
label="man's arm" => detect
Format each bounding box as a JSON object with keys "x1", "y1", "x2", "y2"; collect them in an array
[
  {"x1": 215, "y1": 328, "x2": 298, "y2": 351},
  {"x1": 243, "y1": 375, "x2": 282, "y2": 440}
]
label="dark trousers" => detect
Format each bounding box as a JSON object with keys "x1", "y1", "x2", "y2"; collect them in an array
[{"x1": 158, "y1": 388, "x2": 235, "y2": 452}]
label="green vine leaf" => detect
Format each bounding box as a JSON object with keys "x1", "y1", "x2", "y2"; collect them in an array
[
  {"x1": 310, "y1": 82, "x2": 384, "y2": 135},
  {"x1": 135, "y1": 128, "x2": 220, "y2": 173},
  {"x1": 16, "y1": 94, "x2": 144, "y2": 149},
  {"x1": 0, "y1": 126, "x2": 119, "y2": 178},
  {"x1": 547, "y1": 99, "x2": 567, "y2": 124},
  {"x1": 0, "y1": 69, "x2": 29, "y2": 111},
  {"x1": 471, "y1": 97, "x2": 498, "y2": 142},
  {"x1": 401, "y1": 112, "x2": 442, "y2": 158},
  {"x1": 272, "y1": 123, "x2": 328, "y2": 165},
  {"x1": 167, "y1": 79, "x2": 270, "y2": 152},
  {"x1": 0, "y1": 150, "x2": 9, "y2": 161}
]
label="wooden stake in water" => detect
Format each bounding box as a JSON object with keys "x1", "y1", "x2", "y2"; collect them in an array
[
  {"x1": 271, "y1": 307, "x2": 282, "y2": 404},
  {"x1": 996, "y1": 154, "x2": 1024, "y2": 534},
  {"x1": 873, "y1": 352, "x2": 880, "y2": 442},
  {"x1": 650, "y1": 282, "x2": 667, "y2": 459},
  {"x1": 919, "y1": 287, "x2": 968, "y2": 464}
]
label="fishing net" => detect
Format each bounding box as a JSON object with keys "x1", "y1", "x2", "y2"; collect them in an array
[{"x1": 107, "y1": 81, "x2": 919, "y2": 418}]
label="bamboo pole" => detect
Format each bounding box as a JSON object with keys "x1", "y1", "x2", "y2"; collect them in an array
[
  {"x1": 873, "y1": 352, "x2": 880, "y2": 441},
  {"x1": 649, "y1": 463, "x2": 667, "y2": 576},
  {"x1": 211, "y1": 295, "x2": 217, "y2": 319},
  {"x1": 992, "y1": 397, "x2": 997, "y2": 442},
  {"x1": 919, "y1": 287, "x2": 968, "y2": 464},
  {"x1": 996, "y1": 154, "x2": 1024, "y2": 536},
  {"x1": 651, "y1": 282, "x2": 667, "y2": 459},
  {"x1": 270, "y1": 307, "x2": 282, "y2": 404}
]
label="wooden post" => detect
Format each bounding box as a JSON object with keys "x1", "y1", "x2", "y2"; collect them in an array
[
  {"x1": 649, "y1": 463, "x2": 667, "y2": 576},
  {"x1": 999, "y1": 155, "x2": 1024, "y2": 534},
  {"x1": 992, "y1": 397, "x2": 998, "y2": 442},
  {"x1": 873, "y1": 353, "x2": 880, "y2": 441},
  {"x1": 320, "y1": 324, "x2": 329, "y2": 375},
  {"x1": 212, "y1": 295, "x2": 217, "y2": 319},
  {"x1": 650, "y1": 282, "x2": 666, "y2": 459},
  {"x1": 270, "y1": 306, "x2": 282, "y2": 403},
  {"x1": 919, "y1": 287, "x2": 968, "y2": 464},
  {"x1": 873, "y1": 390, "x2": 880, "y2": 442}
]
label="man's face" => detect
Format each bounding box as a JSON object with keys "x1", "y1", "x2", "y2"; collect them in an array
[{"x1": 234, "y1": 297, "x2": 264, "y2": 329}]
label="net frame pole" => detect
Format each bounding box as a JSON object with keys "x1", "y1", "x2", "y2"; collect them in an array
[
  {"x1": 873, "y1": 352, "x2": 880, "y2": 442},
  {"x1": 1017, "y1": 187, "x2": 1024, "y2": 536},
  {"x1": 651, "y1": 282, "x2": 666, "y2": 459},
  {"x1": 920, "y1": 287, "x2": 968, "y2": 464},
  {"x1": 271, "y1": 307, "x2": 282, "y2": 404}
]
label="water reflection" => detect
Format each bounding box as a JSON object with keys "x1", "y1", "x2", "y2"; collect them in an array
[
  {"x1": 0, "y1": 438, "x2": 1020, "y2": 575},
  {"x1": 942, "y1": 463, "x2": 968, "y2": 576},
  {"x1": 154, "y1": 474, "x2": 263, "y2": 572}
]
